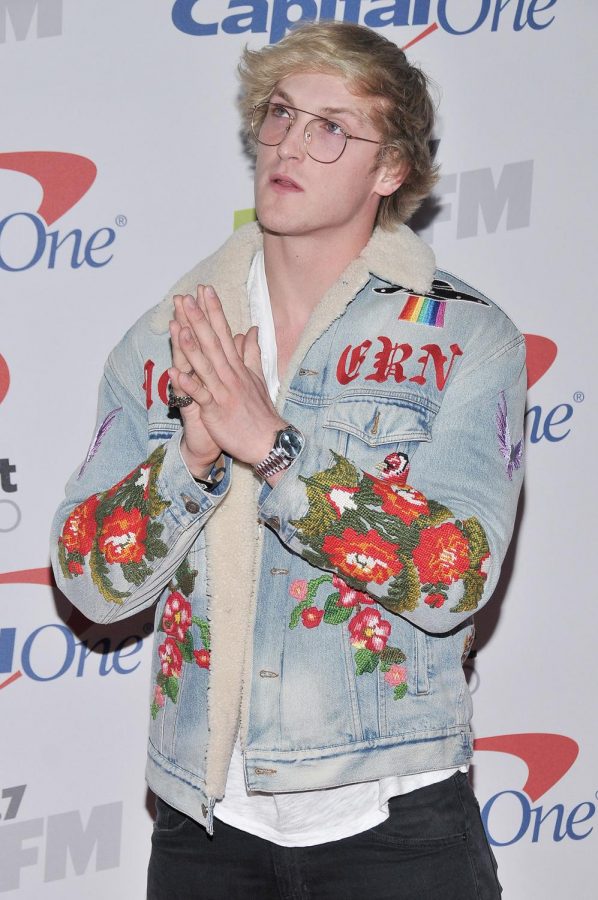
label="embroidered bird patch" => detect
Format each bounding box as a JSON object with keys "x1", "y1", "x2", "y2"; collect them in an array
[{"x1": 496, "y1": 392, "x2": 523, "y2": 480}]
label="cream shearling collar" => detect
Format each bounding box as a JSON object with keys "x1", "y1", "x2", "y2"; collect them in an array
[{"x1": 150, "y1": 221, "x2": 435, "y2": 337}]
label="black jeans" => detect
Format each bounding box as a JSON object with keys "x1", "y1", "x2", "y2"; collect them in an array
[{"x1": 147, "y1": 772, "x2": 502, "y2": 899}]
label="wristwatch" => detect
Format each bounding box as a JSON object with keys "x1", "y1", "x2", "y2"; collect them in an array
[{"x1": 254, "y1": 424, "x2": 305, "y2": 479}]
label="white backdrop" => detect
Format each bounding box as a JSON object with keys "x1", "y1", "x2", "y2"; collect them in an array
[{"x1": 0, "y1": 1, "x2": 595, "y2": 896}]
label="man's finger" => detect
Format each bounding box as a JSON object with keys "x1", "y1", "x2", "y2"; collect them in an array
[
  {"x1": 170, "y1": 316, "x2": 194, "y2": 374},
  {"x1": 202, "y1": 285, "x2": 242, "y2": 365}
]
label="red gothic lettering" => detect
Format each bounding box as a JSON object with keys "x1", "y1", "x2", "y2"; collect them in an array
[
  {"x1": 410, "y1": 343, "x2": 463, "y2": 390},
  {"x1": 365, "y1": 337, "x2": 413, "y2": 384},
  {"x1": 143, "y1": 359, "x2": 155, "y2": 410},
  {"x1": 336, "y1": 340, "x2": 372, "y2": 384}
]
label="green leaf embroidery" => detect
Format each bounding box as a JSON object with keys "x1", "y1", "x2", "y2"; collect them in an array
[
  {"x1": 175, "y1": 556, "x2": 199, "y2": 597},
  {"x1": 192, "y1": 617, "x2": 211, "y2": 650},
  {"x1": 354, "y1": 648, "x2": 380, "y2": 675},
  {"x1": 289, "y1": 598, "x2": 312, "y2": 629},
  {"x1": 394, "y1": 683, "x2": 408, "y2": 700},
  {"x1": 382, "y1": 556, "x2": 421, "y2": 615},
  {"x1": 323, "y1": 594, "x2": 352, "y2": 625},
  {"x1": 291, "y1": 452, "x2": 360, "y2": 541},
  {"x1": 89, "y1": 544, "x2": 130, "y2": 605},
  {"x1": 121, "y1": 560, "x2": 153, "y2": 585},
  {"x1": 452, "y1": 570, "x2": 486, "y2": 613},
  {"x1": 381, "y1": 645, "x2": 407, "y2": 666},
  {"x1": 462, "y1": 516, "x2": 490, "y2": 572},
  {"x1": 163, "y1": 676, "x2": 179, "y2": 703},
  {"x1": 179, "y1": 630, "x2": 195, "y2": 663}
]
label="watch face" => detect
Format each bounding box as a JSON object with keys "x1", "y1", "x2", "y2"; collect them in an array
[{"x1": 277, "y1": 427, "x2": 304, "y2": 459}]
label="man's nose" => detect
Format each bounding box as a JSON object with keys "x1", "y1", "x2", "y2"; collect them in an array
[{"x1": 276, "y1": 122, "x2": 307, "y2": 161}]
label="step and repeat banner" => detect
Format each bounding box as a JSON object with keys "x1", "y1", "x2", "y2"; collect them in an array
[{"x1": 0, "y1": 2, "x2": 594, "y2": 897}]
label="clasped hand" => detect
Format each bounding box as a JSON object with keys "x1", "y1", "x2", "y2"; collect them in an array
[{"x1": 168, "y1": 285, "x2": 286, "y2": 478}]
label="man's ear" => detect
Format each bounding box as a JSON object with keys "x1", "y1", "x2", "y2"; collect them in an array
[{"x1": 375, "y1": 157, "x2": 411, "y2": 198}]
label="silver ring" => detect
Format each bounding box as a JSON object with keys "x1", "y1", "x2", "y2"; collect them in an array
[{"x1": 167, "y1": 381, "x2": 193, "y2": 408}]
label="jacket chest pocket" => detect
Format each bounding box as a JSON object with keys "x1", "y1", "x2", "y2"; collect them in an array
[{"x1": 322, "y1": 393, "x2": 437, "y2": 469}]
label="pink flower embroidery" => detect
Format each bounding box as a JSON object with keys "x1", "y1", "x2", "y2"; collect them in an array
[
  {"x1": 162, "y1": 591, "x2": 192, "y2": 642},
  {"x1": 153, "y1": 685, "x2": 165, "y2": 708},
  {"x1": 348, "y1": 608, "x2": 391, "y2": 653},
  {"x1": 332, "y1": 574, "x2": 374, "y2": 607},
  {"x1": 158, "y1": 638, "x2": 182, "y2": 678},
  {"x1": 384, "y1": 664, "x2": 407, "y2": 686},
  {"x1": 289, "y1": 579, "x2": 308, "y2": 601}
]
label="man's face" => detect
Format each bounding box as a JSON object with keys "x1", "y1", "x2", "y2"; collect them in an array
[{"x1": 254, "y1": 71, "x2": 404, "y2": 242}]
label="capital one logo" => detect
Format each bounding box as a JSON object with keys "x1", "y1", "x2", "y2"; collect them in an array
[
  {"x1": 0, "y1": 570, "x2": 147, "y2": 689},
  {"x1": 474, "y1": 733, "x2": 595, "y2": 846},
  {"x1": 0, "y1": 0, "x2": 62, "y2": 43},
  {"x1": 172, "y1": 0, "x2": 557, "y2": 46},
  {"x1": 0, "y1": 152, "x2": 120, "y2": 272},
  {"x1": 525, "y1": 334, "x2": 581, "y2": 443}
]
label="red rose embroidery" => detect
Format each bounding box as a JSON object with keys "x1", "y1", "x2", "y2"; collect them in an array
[
  {"x1": 61, "y1": 494, "x2": 99, "y2": 556},
  {"x1": 98, "y1": 506, "x2": 148, "y2": 565},
  {"x1": 301, "y1": 607, "x2": 324, "y2": 628},
  {"x1": 158, "y1": 638, "x2": 182, "y2": 678},
  {"x1": 425, "y1": 593, "x2": 446, "y2": 608},
  {"x1": 332, "y1": 574, "x2": 374, "y2": 607},
  {"x1": 372, "y1": 480, "x2": 429, "y2": 525},
  {"x1": 349, "y1": 608, "x2": 391, "y2": 653},
  {"x1": 194, "y1": 649, "x2": 211, "y2": 669},
  {"x1": 322, "y1": 528, "x2": 403, "y2": 584},
  {"x1": 68, "y1": 560, "x2": 84, "y2": 575},
  {"x1": 413, "y1": 523, "x2": 470, "y2": 585},
  {"x1": 162, "y1": 591, "x2": 192, "y2": 642}
]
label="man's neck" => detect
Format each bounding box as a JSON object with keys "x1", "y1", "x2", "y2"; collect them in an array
[{"x1": 262, "y1": 224, "x2": 374, "y2": 329}]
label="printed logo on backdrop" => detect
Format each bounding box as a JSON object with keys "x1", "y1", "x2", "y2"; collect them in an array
[
  {"x1": 524, "y1": 334, "x2": 584, "y2": 444},
  {"x1": 0, "y1": 0, "x2": 62, "y2": 43},
  {"x1": 0, "y1": 569, "x2": 149, "y2": 690},
  {"x1": 475, "y1": 734, "x2": 596, "y2": 847},
  {"x1": 172, "y1": 0, "x2": 557, "y2": 45},
  {"x1": 0, "y1": 152, "x2": 126, "y2": 272},
  {"x1": 414, "y1": 159, "x2": 534, "y2": 244},
  {"x1": 0, "y1": 784, "x2": 122, "y2": 893}
]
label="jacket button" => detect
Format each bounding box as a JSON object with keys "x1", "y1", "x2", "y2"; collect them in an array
[{"x1": 185, "y1": 500, "x2": 201, "y2": 514}]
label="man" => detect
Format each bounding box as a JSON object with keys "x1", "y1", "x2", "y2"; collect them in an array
[{"x1": 51, "y1": 20, "x2": 525, "y2": 899}]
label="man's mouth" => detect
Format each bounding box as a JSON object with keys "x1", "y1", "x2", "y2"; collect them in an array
[{"x1": 270, "y1": 174, "x2": 302, "y2": 191}]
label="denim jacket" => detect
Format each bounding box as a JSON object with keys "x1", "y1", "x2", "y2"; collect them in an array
[{"x1": 50, "y1": 222, "x2": 526, "y2": 833}]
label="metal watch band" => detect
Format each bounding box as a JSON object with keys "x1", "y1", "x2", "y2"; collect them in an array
[{"x1": 254, "y1": 446, "x2": 292, "y2": 479}]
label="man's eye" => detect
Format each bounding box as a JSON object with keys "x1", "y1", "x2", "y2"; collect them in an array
[
  {"x1": 322, "y1": 119, "x2": 344, "y2": 136},
  {"x1": 271, "y1": 105, "x2": 291, "y2": 119}
]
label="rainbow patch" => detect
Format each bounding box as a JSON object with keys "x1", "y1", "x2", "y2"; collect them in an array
[{"x1": 399, "y1": 294, "x2": 446, "y2": 327}]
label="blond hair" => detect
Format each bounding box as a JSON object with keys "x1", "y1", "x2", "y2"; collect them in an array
[{"x1": 238, "y1": 21, "x2": 438, "y2": 227}]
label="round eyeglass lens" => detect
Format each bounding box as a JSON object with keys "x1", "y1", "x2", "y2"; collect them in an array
[{"x1": 251, "y1": 103, "x2": 347, "y2": 163}]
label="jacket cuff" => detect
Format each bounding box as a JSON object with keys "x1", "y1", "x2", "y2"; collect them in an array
[
  {"x1": 156, "y1": 432, "x2": 231, "y2": 528},
  {"x1": 258, "y1": 442, "x2": 312, "y2": 541}
]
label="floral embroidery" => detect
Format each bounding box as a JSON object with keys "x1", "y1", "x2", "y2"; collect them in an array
[
  {"x1": 291, "y1": 452, "x2": 490, "y2": 616},
  {"x1": 288, "y1": 573, "x2": 408, "y2": 700},
  {"x1": 150, "y1": 556, "x2": 210, "y2": 719},
  {"x1": 322, "y1": 528, "x2": 403, "y2": 584},
  {"x1": 98, "y1": 506, "x2": 149, "y2": 565},
  {"x1": 57, "y1": 446, "x2": 170, "y2": 605}
]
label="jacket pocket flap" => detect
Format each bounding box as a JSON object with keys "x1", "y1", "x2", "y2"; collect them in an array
[{"x1": 323, "y1": 394, "x2": 435, "y2": 447}]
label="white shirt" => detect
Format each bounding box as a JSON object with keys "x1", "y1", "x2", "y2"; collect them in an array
[{"x1": 213, "y1": 251, "x2": 466, "y2": 846}]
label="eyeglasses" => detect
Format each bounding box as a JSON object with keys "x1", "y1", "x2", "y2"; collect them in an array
[{"x1": 251, "y1": 101, "x2": 381, "y2": 164}]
